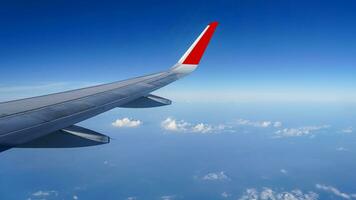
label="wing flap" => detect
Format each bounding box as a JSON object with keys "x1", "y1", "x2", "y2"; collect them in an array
[{"x1": 17, "y1": 125, "x2": 109, "y2": 148}]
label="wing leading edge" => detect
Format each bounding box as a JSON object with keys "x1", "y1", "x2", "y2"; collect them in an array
[{"x1": 0, "y1": 22, "x2": 218, "y2": 151}]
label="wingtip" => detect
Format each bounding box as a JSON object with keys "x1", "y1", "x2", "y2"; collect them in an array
[
  {"x1": 209, "y1": 21, "x2": 219, "y2": 27},
  {"x1": 178, "y1": 21, "x2": 219, "y2": 65}
]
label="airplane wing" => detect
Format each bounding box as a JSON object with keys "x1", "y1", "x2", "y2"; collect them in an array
[{"x1": 0, "y1": 22, "x2": 218, "y2": 152}]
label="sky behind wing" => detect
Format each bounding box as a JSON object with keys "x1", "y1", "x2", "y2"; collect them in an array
[{"x1": 1, "y1": 0, "x2": 356, "y2": 102}]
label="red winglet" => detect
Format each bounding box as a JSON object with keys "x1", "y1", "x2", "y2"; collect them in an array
[{"x1": 180, "y1": 22, "x2": 218, "y2": 65}]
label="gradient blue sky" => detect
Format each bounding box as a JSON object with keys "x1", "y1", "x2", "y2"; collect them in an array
[
  {"x1": 2, "y1": 2, "x2": 356, "y2": 200},
  {"x1": 1, "y1": 0, "x2": 356, "y2": 103}
]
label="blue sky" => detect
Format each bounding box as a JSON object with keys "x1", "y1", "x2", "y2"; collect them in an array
[
  {"x1": 1, "y1": 0, "x2": 356, "y2": 102},
  {"x1": 1, "y1": 1, "x2": 356, "y2": 200}
]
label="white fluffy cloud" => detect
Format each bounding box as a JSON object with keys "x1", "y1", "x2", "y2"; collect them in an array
[
  {"x1": 161, "y1": 118, "x2": 228, "y2": 133},
  {"x1": 238, "y1": 188, "x2": 318, "y2": 200},
  {"x1": 112, "y1": 118, "x2": 142, "y2": 128},
  {"x1": 161, "y1": 118, "x2": 189, "y2": 132},
  {"x1": 316, "y1": 184, "x2": 356, "y2": 199},
  {"x1": 236, "y1": 119, "x2": 283, "y2": 128},
  {"x1": 161, "y1": 117, "x2": 259, "y2": 133},
  {"x1": 202, "y1": 171, "x2": 229, "y2": 181},
  {"x1": 161, "y1": 117, "x2": 332, "y2": 138},
  {"x1": 235, "y1": 118, "x2": 330, "y2": 138},
  {"x1": 236, "y1": 119, "x2": 272, "y2": 128},
  {"x1": 275, "y1": 125, "x2": 329, "y2": 137},
  {"x1": 192, "y1": 123, "x2": 213, "y2": 133}
]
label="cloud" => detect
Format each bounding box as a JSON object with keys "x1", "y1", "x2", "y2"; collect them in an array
[
  {"x1": 221, "y1": 192, "x2": 231, "y2": 198},
  {"x1": 126, "y1": 197, "x2": 137, "y2": 200},
  {"x1": 29, "y1": 190, "x2": 59, "y2": 200},
  {"x1": 274, "y1": 121, "x2": 283, "y2": 127},
  {"x1": 336, "y1": 147, "x2": 347, "y2": 151},
  {"x1": 316, "y1": 184, "x2": 356, "y2": 199},
  {"x1": 161, "y1": 117, "x2": 281, "y2": 134},
  {"x1": 161, "y1": 118, "x2": 189, "y2": 132},
  {"x1": 235, "y1": 119, "x2": 283, "y2": 128},
  {"x1": 161, "y1": 118, "x2": 229, "y2": 133},
  {"x1": 29, "y1": 190, "x2": 81, "y2": 200},
  {"x1": 192, "y1": 123, "x2": 213, "y2": 133},
  {"x1": 236, "y1": 119, "x2": 273, "y2": 128},
  {"x1": 342, "y1": 127, "x2": 353, "y2": 133},
  {"x1": 161, "y1": 117, "x2": 332, "y2": 138},
  {"x1": 275, "y1": 125, "x2": 329, "y2": 137},
  {"x1": 112, "y1": 118, "x2": 141, "y2": 128},
  {"x1": 236, "y1": 118, "x2": 329, "y2": 138},
  {"x1": 280, "y1": 169, "x2": 288, "y2": 175},
  {"x1": 103, "y1": 160, "x2": 116, "y2": 167},
  {"x1": 239, "y1": 188, "x2": 259, "y2": 200},
  {"x1": 238, "y1": 188, "x2": 318, "y2": 200},
  {"x1": 202, "y1": 171, "x2": 229, "y2": 181},
  {"x1": 160, "y1": 195, "x2": 175, "y2": 200}
]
